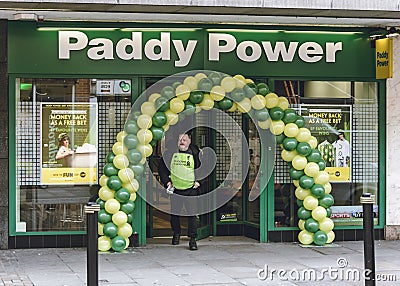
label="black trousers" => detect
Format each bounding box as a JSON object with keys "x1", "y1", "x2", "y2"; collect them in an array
[{"x1": 170, "y1": 188, "x2": 198, "y2": 238}]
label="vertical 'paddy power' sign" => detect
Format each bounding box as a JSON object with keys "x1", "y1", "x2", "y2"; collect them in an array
[{"x1": 41, "y1": 103, "x2": 98, "y2": 185}]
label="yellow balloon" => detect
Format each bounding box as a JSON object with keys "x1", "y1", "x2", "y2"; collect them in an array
[
  {"x1": 130, "y1": 192, "x2": 137, "y2": 201},
  {"x1": 148, "y1": 93, "x2": 161, "y2": 102},
  {"x1": 124, "y1": 237, "x2": 130, "y2": 249},
  {"x1": 265, "y1": 92, "x2": 279, "y2": 109},
  {"x1": 139, "y1": 157, "x2": 147, "y2": 165},
  {"x1": 137, "y1": 114, "x2": 152, "y2": 129},
  {"x1": 118, "y1": 223, "x2": 133, "y2": 238},
  {"x1": 141, "y1": 101, "x2": 156, "y2": 116},
  {"x1": 277, "y1": 96, "x2": 289, "y2": 110},
  {"x1": 99, "y1": 186, "x2": 115, "y2": 201},
  {"x1": 112, "y1": 141, "x2": 127, "y2": 155},
  {"x1": 292, "y1": 155, "x2": 308, "y2": 170},
  {"x1": 326, "y1": 231, "x2": 335, "y2": 243},
  {"x1": 245, "y1": 78, "x2": 254, "y2": 84},
  {"x1": 237, "y1": 98, "x2": 252, "y2": 113},
  {"x1": 296, "y1": 128, "x2": 312, "y2": 142},
  {"x1": 195, "y1": 104, "x2": 202, "y2": 113},
  {"x1": 137, "y1": 129, "x2": 153, "y2": 144},
  {"x1": 293, "y1": 180, "x2": 300, "y2": 187},
  {"x1": 194, "y1": 72, "x2": 207, "y2": 82},
  {"x1": 175, "y1": 84, "x2": 191, "y2": 100},
  {"x1": 324, "y1": 182, "x2": 332, "y2": 194},
  {"x1": 98, "y1": 235, "x2": 111, "y2": 252},
  {"x1": 298, "y1": 219, "x2": 305, "y2": 230},
  {"x1": 303, "y1": 195, "x2": 319, "y2": 210},
  {"x1": 298, "y1": 230, "x2": 314, "y2": 245},
  {"x1": 112, "y1": 211, "x2": 128, "y2": 226},
  {"x1": 105, "y1": 199, "x2": 120, "y2": 214},
  {"x1": 304, "y1": 162, "x2": 320, "y2": 177},
  {"x1": 312, "y1": 206, "x2": 328, "y2": 221},
  {"x1": 116, "y1": 131, "x2": 127, "y2": 142},
  {"x1": 315, "y1": 171, "x2": 330, "y2": 185},
  {"x1": 270, "y1": 120, "x2": 285, "y2": 135},
  {"x1": 251, "y1": 94, "x2": 266, "y2": 110},
  {"x1": 319, "y1": 218, "x2": 334, "y2": 232},
  {"x1": 308, "y1": 136, "x2": 318, "y2": 149},
  {"x1": 183, "y1": 76, "x2": 197, "y2": 91},
  {"x1": 284, "y1": 123, "x2": 299, "y2": 137},
  {"x1": 281, "y1": 149, "x2": 298, "y2": 162},
  {"x1": 200, "y1": 94, "x2": 214, "y2": 110},
  {"x1": 124, "y1": 179, "x2": 139, "y2": 193},
  {"x1": 258, "y1": 118, "x2": 271, "y2": 130},
  {"x1": 99, "y1": 175, "x2": 109, "y2": 187},
  {"x1": 137, "y1": 144, "x2": 153, "y2": 157},
  {"x1": 220, "y1": 76, "x2": 236, "y2": 92},
  {"x1": 169, "y1": 98, "x2": 185, "y2": 113},
  {"x1": 233, "y1": 74, "x2": 246, "y2": 88},
  {"x1": 226, "y1": 102, "x2": 237, "y2": 112},
  {"x1": 113, "y1": 154, "x2": 130, "y2": 170},
  {"x1": 118, "y1": 168, "x2": 135, "y2": 184},
  {"x1": 295, "y1": 187, "x2": 311, "y2": 200},
  {"x1": 98, "y1": 222, "x2": 104, "y2": 235},
  {"x1": 210, "y1": 86, "x2": 225, "y2": 101},
  {"x1": 165, "y1": 110, "x2": 179, "y2": 126}
]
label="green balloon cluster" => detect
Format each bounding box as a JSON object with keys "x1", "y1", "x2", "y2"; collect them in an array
[{"x1": 97, "y1": 71, "x2": 335, "y2": 250}]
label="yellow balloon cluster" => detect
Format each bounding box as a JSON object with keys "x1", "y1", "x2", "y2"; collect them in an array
[{"x1": 96, "y1": 71, "x2": 335, "y2": 251}]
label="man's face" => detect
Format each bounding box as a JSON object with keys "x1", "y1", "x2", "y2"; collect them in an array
[
  {"x1": 178, "y1": 134, "x2": 191, "y2": 151},
  {"x1": 339, "y1": 134, "x2": 344, "y2": 140}
]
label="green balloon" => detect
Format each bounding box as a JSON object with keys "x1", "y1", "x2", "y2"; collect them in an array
[
  {"x1": 244, "y1": 83, "x2": 257, "y2": 98},
  {"x1": 283, "y1": 137, "x2": 298, "y2": 151},
  {"x1": 103, "y1": 163, "x2": 118, "y2": 177},
  {"x1": 311, "y1": 184, "x2": 325, "y2": 198},
  {"x1": 317, "y1": 159, "x2": 327, "y2": 171},
  {"x1": 275, "y1": 133, "x2": 286, "y2": 145},
  {"x1": 183, "y1": 100, "x2": 196, "y2": 116},
  {"x1": 269, "y1": 107, "x2": 284, "y2": 121},
  {"x1": 289, "y1": 166, "x2": 305, "y2": 180},
  {"x1": 218, "y1": 97, "x2": 233, "y2": 110},
  {"x1": 128, "y1": 111, "x2": 141, "y2": 121},
  {"x1": 111, "y1": 235, "x2": 126, "y2": 252},
  {"x1": 296, "y1": 142, "x2": 312, "y2": 156},
  {"x1": 178, "y1": 112, "x2": 186, "y2": 122},
  {"x1": 294, "y1": 115, "x2": 305, "y2": 128},
  {"x1": 98, "y1": 209, "x2": 112, "y2": 224},
  {"x1": 155, "y1": 96, "x2": 170, "y2": 112},
  {"x1": 124, "y1": 134, "x2": 139, "y2": 149},
  {"x1": 282, "y1": 109, "x2": 298, "y2": 124},
  {"x1": 107, "y1": 175, "x2": 122, "y2": 191},
  {"x1": 257, "y1": 83, "x2": 270, "y2": 96},
  {"x1": 121, "y1": 200, "x2": 135, "y2": 214},
  {"x1": 305, "y1": 218, "x2": 319, "y2": 233},
  {"x1": 297, "y1": 207, "x2": 311, "y2": 220},
  {"x1": 115, "y1": 188, "x2": 130, "y2": 203},
  {"x1": 319, "y1": 194, "x2": 334, "y2": 208},
  {"x1": 96, "y1": 198, "x2": 105, "y2": 209},
  {"x1": 326, "y1": 207, "x2": 332, "y2": 217},
  {"x1": 160, "y1": 86, "x2": 175, "y2": 99},
  {"x1": 130, "y1": 164, "x2": 145, "y2": 177},
  {"x1": 106, "y1": 152, "x2": 115, "y2": 163},
  {"x1": 127, "y1": 213, "x2": 134, "y2": 223},
  {"x1": 307, "y1": 149, "x2": 322, "y2": 163},
  {"x1": 297, "y1": 199, "x2": 304, "y2": 207},
  {"x1": 172, "y1": 81, "x2": 182, "y2": 90},
  {"x1": 103, "y1": 222, "x2": 119, "y2": 238},
  {"x1": 313, "y1": 231, "x2": 328, "y2": 246},
  {"x1": 124, "y1": 120, "x2": 139, "y2": 134},
  {"x1": 152, "y1": 112, "x2": 167, "y2": 127},
  {"x1": 198, "y1": 78, "x2": 213, "y2": 92},
  {"x1": 126, "y1": 149, "x2": 142, "y2": 164},
  {"x1": 208, "y1": 71, "x2": 222, "y2": 85},
  {"x1": 230, "y1": 88, "x2": 245, "y2": 102},
  {"x1": 299, "y1": 175, "x2": 315, "y2": 189},
  {"x1": 150, "y1": 126, "x2": 164, "y2": 141},
  {"x1": 254, "y1": 108, "x2": 270, "y2": 121},
  {"x1": 150, "y1": 139, "x2": 157, "y2": 147},
  {"x1": 189, "y1": 90, "x2": 204, "y2": 104}
]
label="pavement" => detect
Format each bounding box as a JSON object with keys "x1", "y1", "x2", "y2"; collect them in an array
[{"x1": 1, "y1": 236, "x2": 400, "y2": 286}]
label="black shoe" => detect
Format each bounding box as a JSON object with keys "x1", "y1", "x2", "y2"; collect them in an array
[
  {"x1": 189, "y1": 238, "x2": 198, "y2": 251},
  {"x1": 172, "y1": 234, "x2": 180, "y2": 245}
]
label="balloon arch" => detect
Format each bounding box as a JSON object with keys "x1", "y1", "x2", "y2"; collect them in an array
[{"x1": 96, "y1": 71, "x2": 335, "y2": 252}]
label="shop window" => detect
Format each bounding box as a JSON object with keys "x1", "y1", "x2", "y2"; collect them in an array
[{"x1": 14, "y1": 78, "x2": 131, "y2": 233}]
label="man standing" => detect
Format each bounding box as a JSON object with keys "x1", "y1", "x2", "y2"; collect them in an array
[
  {"x1": 332, "y1": 131, "x2": 350, "y2": 167},
  {"x1": 158, "y1": 132, "x2": 201, "y2": 251}
]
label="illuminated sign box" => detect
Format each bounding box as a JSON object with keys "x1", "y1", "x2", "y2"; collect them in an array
[{"x1": 376, "y1": 38, "x2": 393, "y2": 79}]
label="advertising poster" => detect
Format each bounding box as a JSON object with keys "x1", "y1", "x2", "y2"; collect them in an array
[
  {"x1": 330, "y1": 205, "x2": 378, "y2": 226},
  {"x1": 301, "y1": 105, "x2": 351, "y2": 182},
  {"x1": 41, "y1": 103, "x2": 98, "y2": 185}
]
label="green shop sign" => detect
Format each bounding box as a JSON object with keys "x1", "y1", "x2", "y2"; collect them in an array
[{"x1": 8, "y1": 22, "x2": 375, "y2": 78}]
